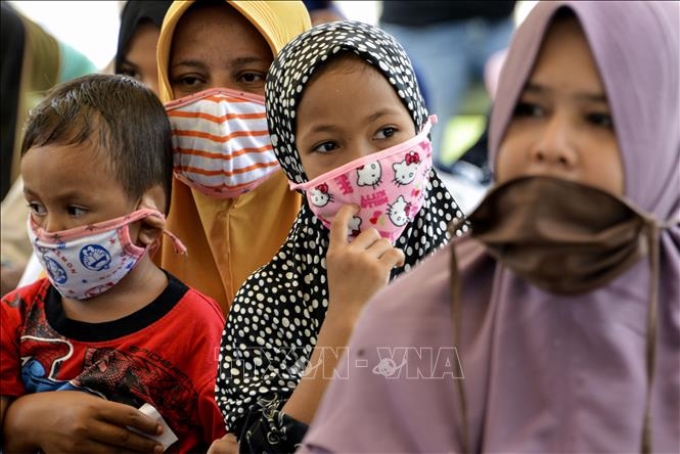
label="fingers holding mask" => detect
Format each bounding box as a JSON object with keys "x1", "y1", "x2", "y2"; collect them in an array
[
  {"x1": 330, "y1": 205, "x2": 404, "y2": 263},
  {"x1": 326, "y1": 205, "x2": 404, "y2": 318}
]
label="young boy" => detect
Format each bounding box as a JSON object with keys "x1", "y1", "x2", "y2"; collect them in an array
[{"x1": 0, "y1": 74, "x2": 226, "y2": 453}]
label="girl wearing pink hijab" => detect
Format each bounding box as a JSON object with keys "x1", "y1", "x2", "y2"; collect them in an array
[{"x1": 299, "y1": 1, "x2": 680, "y2": 452}]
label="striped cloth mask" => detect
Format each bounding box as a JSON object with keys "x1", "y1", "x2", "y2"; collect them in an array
[{"x1": 165, "y1": 88, "x2": 280, "y2": 199}]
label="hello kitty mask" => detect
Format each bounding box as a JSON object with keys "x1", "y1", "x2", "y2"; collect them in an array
[{"x1": 290, "y1": 116, "x2": 436, "y2": 243}]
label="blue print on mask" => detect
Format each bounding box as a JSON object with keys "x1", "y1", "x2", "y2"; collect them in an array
[
  {"x1": 80, "y1": 245, "x2": 112, "y2": 271},
  {"x1": 45, "y1": 257, "x2": 68, "y2": 284}
]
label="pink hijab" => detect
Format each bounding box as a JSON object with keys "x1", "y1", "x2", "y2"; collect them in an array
[{"x1": 300, "y1": 2, "x2": 680, "y2": 452}]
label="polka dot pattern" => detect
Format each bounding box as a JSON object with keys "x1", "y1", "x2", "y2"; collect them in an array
[{"x1": 215, "y1": 21, "x2": 466, "y2": 438}]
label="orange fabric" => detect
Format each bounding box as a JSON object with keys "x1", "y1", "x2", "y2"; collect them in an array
[
  {"x1": 168, "y1": 111, "x2": 267, "y2": 123},
  {"x1": 156, "y1": 170, "x2": 300, "y2": 314},
  {"x1": 171, "y1": 129, "x2": 270, "y2": 144}
]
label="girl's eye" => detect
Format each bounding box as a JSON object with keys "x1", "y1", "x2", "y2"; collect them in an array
[
  {"x1": 27, "y1": 202, "x2": 46, "y2": 216},
  {"x1": 375, "y1": 127, "x2": 397, "y2": 140},
  {"x1": 587, "y1": 112, "x2": 614, "y2": 129},
  {"x1": 179, "y1": 76, "x2": 202, "y2": 86},
  {"x1": 312, "y1": 142, "x2": 338, "y2": 154},
  {"x1": 513, "y1": 102, "x2": 544, "y2": 118},
  {"x1": 170, "y1": 74, "x2": 205, "y2": 90},
  {"x1": 239, "y1": 72, "x2": 265, "y2": 84},
  {"x1": 67, "y1": 206, "x2": 87, "y2": 217}
]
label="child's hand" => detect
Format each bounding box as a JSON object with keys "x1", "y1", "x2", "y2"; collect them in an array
[
  {"x1": 325, "y1": 204, "x2": 405, "y2": 325},
  {"x1": 207, "y1": 433, "x2": 238, "y2": 454},
  {"x1": 3, "y1": 391, "x2": 164, "y2": 453}
]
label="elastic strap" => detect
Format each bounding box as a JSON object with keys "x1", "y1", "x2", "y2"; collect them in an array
[
  {"x1": 161, "y1": 228, "x2": 187, "y2": 256},
  {"x1": 641, "y1": 224, "x2": 660, "y2": 454},
  {"x1": 450, "y1": 242, "x2": 471, "y2": 453}
]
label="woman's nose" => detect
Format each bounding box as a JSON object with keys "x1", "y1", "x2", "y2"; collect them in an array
[{"x1": 531, "y1": 114, "x2": 578, "y2": 169}]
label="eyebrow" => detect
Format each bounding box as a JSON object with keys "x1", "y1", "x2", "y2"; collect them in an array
[
  {"x1": 23, "y1": 187, "x2": 37, "y2": 198},
  {"x1": 304, "y1": 108, "x2": 406, "y2": 135},
  {"x1": 524, "y1": 81, "x2": 608, "y2": 103},
  {"x1": 170, "y1": 56, "x2": 270, "y2": 71},
  {"x1": 24, "y1": 185, "x2": 87, "y2": 203},
  {"x1": 230, "y1": 56, "x2": 271, "y2": 67},
  {"x1": 170, "y1": 59, "x2": 209, "y2": 71},
  {"x1": 364, "y1": 108, "x2": 404, "y2": 123}
]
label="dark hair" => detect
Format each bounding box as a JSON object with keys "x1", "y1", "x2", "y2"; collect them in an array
[
  {"x1": 115, "y1": 0, "x2": 172, "y2": 74},
  {"x1": 189, "y1": 0, "x2": 228, "y2": 10},
  {"x1": 21, "y1": 74, "x2": 173, "y2": 213}
]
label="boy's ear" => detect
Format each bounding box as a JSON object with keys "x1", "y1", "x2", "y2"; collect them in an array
[{"x1": 137, "y1": 185, "x2": 167, "y2": 246}]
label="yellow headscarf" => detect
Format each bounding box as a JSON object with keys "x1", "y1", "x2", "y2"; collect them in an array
[{"x1": 155, "y1": 1, "x2": 311, "y2": 314}]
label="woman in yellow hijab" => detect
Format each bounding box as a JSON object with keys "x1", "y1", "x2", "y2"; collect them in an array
[{"x1": 156, "y1": 0, "x2": 311, "y2": 314}]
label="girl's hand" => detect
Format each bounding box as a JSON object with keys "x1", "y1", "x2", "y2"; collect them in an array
[
  {"x1": 207, "y1": 433, "x2": 238, "y2": 454},
  {"x1": 325, "y1": 204, "x2": 405, "y2": 324}
]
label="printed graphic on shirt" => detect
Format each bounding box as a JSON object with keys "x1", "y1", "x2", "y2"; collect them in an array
[{"x1": 17, "y1": 293, "x2": 202, "y2": 437}]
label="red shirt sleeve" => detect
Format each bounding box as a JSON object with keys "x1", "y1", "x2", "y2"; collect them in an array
[{"x1": 1, "y1": 287, "x2": 31, "y2": 397}]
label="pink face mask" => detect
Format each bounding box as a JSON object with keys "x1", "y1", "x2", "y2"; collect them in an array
[
  {"x1": 290, "y1": 116, "x2": 436, "y2": 243},
  {"x1": 165, "y1": 88, "x2": 280, "y2": 199},
  {"x1": 27, "y1": 209, "x2": 186, "y2": 300}
]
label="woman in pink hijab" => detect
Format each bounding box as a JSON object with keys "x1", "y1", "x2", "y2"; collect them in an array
[{"x1": 298, "y1": 1, "x2": 680, "y2": 452}]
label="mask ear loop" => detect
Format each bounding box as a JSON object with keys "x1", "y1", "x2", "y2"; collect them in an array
[
  {"x1": 641, "y1": 221, "x2": 660, "y2": 454},
  {"x1": 448, "y1": 231, "x2": 470, "y2": 454},
  {"x1": 161, "y1": 229, "x2": 187, "y2": 256},
  {"x1": 137, "y1": 210, "x2": 188, "y2": 257}
]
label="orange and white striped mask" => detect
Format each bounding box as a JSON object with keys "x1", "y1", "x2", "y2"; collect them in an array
[{"x1": 165, "y1": 88, "x2": 280, "y2": 199}]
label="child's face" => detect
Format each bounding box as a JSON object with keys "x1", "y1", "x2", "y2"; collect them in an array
[
  {"x1": 496, "y1": 17, "x2": 624, "y2": 196},
  {"x1": 21, "y1": 141, "x2": 136, "y2": 232},
  {"x1": 169, "y1": 5, "x2": 273, "y2": 98},
  {"x1": 295, "y1": 58, "x2": 415, "y2": 180},
  {"x1": 118, "y1": 22, "x2": 161, "y2": 97}
]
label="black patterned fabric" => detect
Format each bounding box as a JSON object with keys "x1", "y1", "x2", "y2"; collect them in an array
[{"x1": 215, "y1": 21, "x2": 467, "y2": 453}]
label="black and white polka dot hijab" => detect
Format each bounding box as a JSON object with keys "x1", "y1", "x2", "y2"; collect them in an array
[
  {"x1": 217, "y1": 21, "x2": 466, "y2": 439},
  {"x1": 263, "y1": 20, "x2": 466, "y2": 268},
  {"x1": 268, "y1": 20, "x2": 430, "y2": 184}
]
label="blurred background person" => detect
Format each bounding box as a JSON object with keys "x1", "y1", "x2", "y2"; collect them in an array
[
  {"x1": 1, "y1": 3, "x2": 97, "y2": 201},
  {"x1": 380, "y1": 0, "x2": 516, "y2": 173},
  {"x1": 115, "y1": 0, "x2": 173, "y2": 97},
  {"x1": 303, "y1": 0, "x2": 345, "y2": 26}
]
